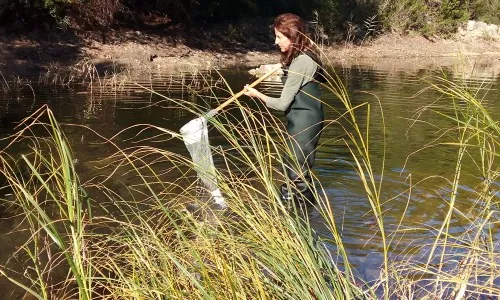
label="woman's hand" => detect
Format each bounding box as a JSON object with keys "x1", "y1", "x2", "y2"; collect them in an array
[
  {"x1": 244, "y1": 85, "x2": 259, "y2": 98},
  {"x1": 244, "y1": 84, "x2": 268, "y2": 103}
]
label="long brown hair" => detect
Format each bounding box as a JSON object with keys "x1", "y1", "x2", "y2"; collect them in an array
[{"x1": 274, "y1": 13, "x2": 313, "y2": 66}]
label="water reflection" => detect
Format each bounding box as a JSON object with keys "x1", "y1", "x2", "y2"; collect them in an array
[{"x1": 0, "y1": 64, "x2": 499, "y2": 294}]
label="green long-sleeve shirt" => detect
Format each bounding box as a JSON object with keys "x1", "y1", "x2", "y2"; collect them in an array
[{"x1": 265, "y1": 54, "x2": 319, "y2": 111}]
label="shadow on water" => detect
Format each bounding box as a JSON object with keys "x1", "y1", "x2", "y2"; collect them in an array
[{"x1": 0, "y1": 27, "x2": 85, "y2": 77}]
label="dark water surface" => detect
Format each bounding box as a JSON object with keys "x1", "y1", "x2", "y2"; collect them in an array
[{"x1": 1, "y1": 64, "x2": 499, "y2": 296}]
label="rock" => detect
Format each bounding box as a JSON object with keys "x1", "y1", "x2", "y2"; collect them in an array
[
  {"x1": 485, "y1": 24, "x2": 499, "y2": 37},
  {"x1": 248, "y1": 63, "x2": 283, "y2": 82},
  {"x1": 248, "y1": 63, "x2": 282, "y2": 75},
  {"x1": 474, "y1": 21, "x2": 488, "y2": 31},
  {"x1": 466, "y1": 20, "x2": 475, "y2": 31},
  {"x1": 458, "y1": 20, "x2": 500, "y2": 41}
]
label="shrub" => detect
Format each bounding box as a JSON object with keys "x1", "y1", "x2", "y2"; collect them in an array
[
  {"x1": 70, "y1": 0, "x2": 122, "y2": 31},
  {"x1": 379, "y1": 0, "x2": 471, "y2": 36},
  {"x1": 0, "y1": 0, "x2": 73, "y2": 27},
  {"x1": 471, "y1": 0, "x2": 500, "y2": 24}
]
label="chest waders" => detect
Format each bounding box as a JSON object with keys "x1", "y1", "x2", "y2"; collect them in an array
[{"x1": 280, "y1": 57, "x2": 324, "y2": 204}]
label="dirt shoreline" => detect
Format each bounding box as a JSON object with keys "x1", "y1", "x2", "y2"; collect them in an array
[
  {"x1": 1, "y1": 28, "x2": 500, "y2": 79},
  {"x1": 78, "y1": 33, "x2": 500, "y2": 75}
]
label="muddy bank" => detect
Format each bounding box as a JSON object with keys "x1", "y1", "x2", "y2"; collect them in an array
[
  {"x1": 1, "y1": 24, "x2": 500, "y2": 79},
  {"x1": 81, "y1": 32, "x2": 500, "y2": 80}
]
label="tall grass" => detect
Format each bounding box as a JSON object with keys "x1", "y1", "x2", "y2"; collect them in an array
[
  {"x1": 0, "y1": 61, "x2": 499, "y2": 299},
  {"x1": 0, "y1": 68, "x2": 366, "y2": 298},
  {"x1": 317, "y1": 53, "x2": 389, "y2": 298},
  {"x1": 386, "y1": 72, "x2": 500, "y2": 298},
  {"x1": 0, "y1": 106, "x2": 93, "y2": 298}
]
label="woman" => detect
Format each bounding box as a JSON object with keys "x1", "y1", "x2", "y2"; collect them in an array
[{"x1": 245, "y1": 13, "x2": 324, "y2": 204}]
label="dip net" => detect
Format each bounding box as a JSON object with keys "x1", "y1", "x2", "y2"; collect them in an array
[{"x1": 179, "y1": 110, "x2": 226, "y2": 208}]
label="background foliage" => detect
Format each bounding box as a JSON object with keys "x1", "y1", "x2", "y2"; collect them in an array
[{"x1": 0, "y1": 0, "x2": 497, "y2": 39}]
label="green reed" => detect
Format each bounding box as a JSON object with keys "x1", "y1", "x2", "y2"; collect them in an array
[
  {"x1": 1, "y1": 61, "x2": 498, "y2": 299},
  {"x1": 399, "y1": 74, "x2": 500, "y2": 298},
  {"x1": 0, "y1": 106, "x2": 92, "y2": 299},
  {"x1": 0, "y1": 68, "x2": 366, "y2": 298},
  {"x1": 317, "y1": 54, "x2": 389, "y2": 297}
]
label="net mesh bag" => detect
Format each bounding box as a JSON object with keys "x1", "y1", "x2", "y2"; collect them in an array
[{"x1": 180, "y1": 114, "x2": 226, "y2": 207}]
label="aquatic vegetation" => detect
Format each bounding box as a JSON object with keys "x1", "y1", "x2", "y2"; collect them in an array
[
  {"x1": 0, "y1": 80, "x2": 365, "y2": 298},
  {"x1": 0, "y1": 62, "x2": 498, "y2": 300},
  {"x1": 388, "y1": 74, "x2": 500, "y2": 298}
]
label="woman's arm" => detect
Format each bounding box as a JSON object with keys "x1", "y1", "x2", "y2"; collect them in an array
[{"x1": 244, "y1": 55, "x2": 318, "y2": 111}]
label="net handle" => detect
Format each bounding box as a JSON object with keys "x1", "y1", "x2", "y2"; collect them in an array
[{"x1": 213, "y1": 65, "x2": 282, "y2": 113}]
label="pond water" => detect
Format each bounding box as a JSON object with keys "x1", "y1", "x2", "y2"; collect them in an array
[{"x1": 0, "y1": 62, "x2": 499, "y2": 297}]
